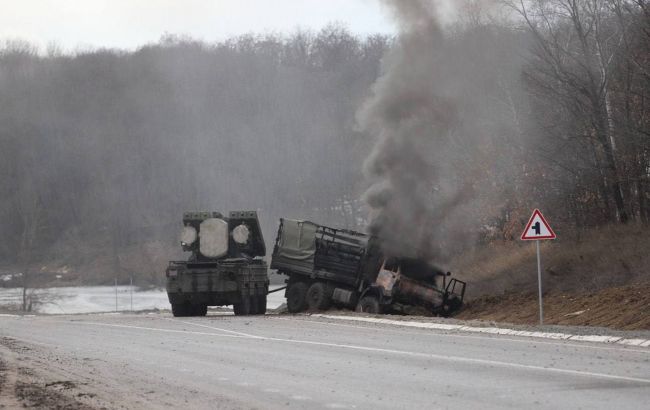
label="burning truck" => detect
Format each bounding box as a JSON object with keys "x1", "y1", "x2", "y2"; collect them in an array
[{"x1": 271, "y1": 219, "x2": 466, "y2": 315}]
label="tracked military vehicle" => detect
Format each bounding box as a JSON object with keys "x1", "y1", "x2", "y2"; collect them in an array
[
  {"x1": 271, "y1": 219, "x2": 466, "y2": 316},
  {"x1": 165, "y1": 211, "x2": 269, "y2": 317}
]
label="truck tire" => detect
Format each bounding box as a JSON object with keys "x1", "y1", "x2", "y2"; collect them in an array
[
  {"x1": 257, "y1": 294, "x2": 267, "y2": 315},
  {"x1": 233, "y1": 296, "x2": 251, "y2": 316},
  {"x1": 286, "y1": 282, "x2": 308, "y2": 313},
  {"x1": 356, "y1": 295, "x2": 382, "y2": 314},
  {"x1": 250, "y1": 295, "x2": 260, "y2": 315},
  {"x1": 440, "y1": 296, "x2": 462, "y2": 317},
  {"x1": 171, "y1": 303, "x2": 190, "y2": 317},
  {"x1": 306, "y1": 282, "x2": 332, "y2": 311},
  {"x1": 193, "y1": 304, "x2": 208, "y2": 317}
]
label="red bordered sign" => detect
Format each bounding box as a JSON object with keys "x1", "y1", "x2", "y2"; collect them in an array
[{"x1": 521, "y1": 209, "x2": 556, "y2": 241}]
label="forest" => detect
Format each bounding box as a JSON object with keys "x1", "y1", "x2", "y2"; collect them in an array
[{"x1": 0, "y1": 0, "x2": 647, "y2": 285}]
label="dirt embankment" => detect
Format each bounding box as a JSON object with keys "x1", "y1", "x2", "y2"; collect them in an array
[
  {"x1": 449, "y1": 224, "x2": 650, "y2": 330},
  {"x1": 456, "y1": 281, "x2": 650, "y2": 330}
]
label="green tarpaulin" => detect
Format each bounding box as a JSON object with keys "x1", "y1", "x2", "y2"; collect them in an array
[{"x1": 276, "y1": 219, "x2": 317, "y2": 262}]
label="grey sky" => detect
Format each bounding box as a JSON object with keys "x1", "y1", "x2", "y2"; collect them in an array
[{"x1": 0, "y1": 0, "x2": 398, "y2": 51}]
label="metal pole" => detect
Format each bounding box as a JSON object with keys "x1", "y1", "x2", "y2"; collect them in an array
[
  {"x1": 536, "y1": 240, "x2": 543, "y2": 325},
  {"x1": 130, "y1": 276, "x2": 133, "y2": 312},
  {"x1": 115, "y1": 277, "x2": 118, "y2": 312}
]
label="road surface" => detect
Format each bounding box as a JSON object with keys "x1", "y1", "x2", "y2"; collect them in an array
[{"x1": 0, "y1": 313, "x2": 648, "y2": 409}]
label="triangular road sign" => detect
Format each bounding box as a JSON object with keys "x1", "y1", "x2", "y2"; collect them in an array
[{"x1": 521, "y1": 209, "x2": 556, "y2": 240}]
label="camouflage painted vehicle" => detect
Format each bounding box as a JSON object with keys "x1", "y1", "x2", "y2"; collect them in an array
[{"x1": 165, "y1": 211, "x2": 269, "y2": 317}]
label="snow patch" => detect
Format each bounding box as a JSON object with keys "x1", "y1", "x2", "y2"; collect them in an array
[
  {"x1": 0, "y1": 285, "x2": 285, "y2": 314},
  {"x1": 312, "y1": 314, "x2": 649, "y2": 348}
]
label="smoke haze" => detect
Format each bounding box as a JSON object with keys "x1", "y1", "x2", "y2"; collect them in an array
[
  {"x1": 2, "y1": 0, "x2": 647, "y2": 287},
  {"x1": 359, "y1": 0, "x2": 529, "y2": 263},
  {"x1": 0, "y1": 30, "x2": 388, "y2": 284},
  {"x1": 359, "y1": 0, "x2": 453, "y2": 260}
]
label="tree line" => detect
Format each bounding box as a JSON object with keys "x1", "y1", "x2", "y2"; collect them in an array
[
  {"x1": 0, "y1": 0, "x2": 647, "y2": 286},
  {"x1": 0, "y1": 25, "x2": 388, "y2": 284}
]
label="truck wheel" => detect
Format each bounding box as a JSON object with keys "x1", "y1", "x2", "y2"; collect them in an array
[
  {"x1": 286, "y1": 282, "x2": 308, "y2": 313},
  {"x1": 440, "y1": 296, "x2": 462, "y2": 317},
  {"x1": 250, "y1": 295, "x2": 260, "y2": 315},
  {"x1": 356, "y1": 295, "x2": 382, "y2": 314},
  {"x1": 171, "y1": 303, "x2": 189, "y2": 317},
  {"x1": 306, "y1": 282, "x2": 332, "y2": 311},
  {"x1": 194, "y1": 304, "x2": 208, "y2": 317},
  {"x1": 257, "y1": 295, "x2": 267, "y2": 315},
  {"x1": 233, "y1": 296, "x2": 251, "y2": 316}
]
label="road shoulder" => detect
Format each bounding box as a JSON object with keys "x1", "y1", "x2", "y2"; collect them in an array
[
  {"x1": 311, "y1": 313, "x2": 650, "y2": 348},
  {"x1": 0, "y1": 337, "x2": 97, "y2": 409}
]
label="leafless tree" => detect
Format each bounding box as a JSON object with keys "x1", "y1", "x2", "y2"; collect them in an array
[
  {"x1": 503, "y1": 0, "x2": 649, "y2": 223},
  {"x1": 15, "y1": 177, "x2": 45, "y2": 311}
]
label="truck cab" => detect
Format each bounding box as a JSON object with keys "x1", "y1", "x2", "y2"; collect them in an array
[{"x1": 358, "y1": 258, "x2": 466, "y2": 315}]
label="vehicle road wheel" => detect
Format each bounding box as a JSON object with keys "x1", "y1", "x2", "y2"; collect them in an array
[
  {"x1": 233, "y1": 296, "x2": 251, "y2": 316},
  {"x1": 250, "y1": 295, "x2": 260, "y2": 315},
  {"x1": 194, "y1": 304, "x2": 208, "y2": 317},
  {"x1": 306, "y1": 282, "x2": 332, "y2": 311},
  {"x1": 286, "y1": 282, "x2": 308, "y2": 313},
  {"x1": 356, "y1": 295, "x2": 382, "y2": 314},
  {"x1": 171, "y1": 303, "x2": 189, "y2": 317},
  {"x1": 440, "y1": 296, "x2": 462, "y2": 317},
  {"x1": 257, "y1": 294, "x2": 267, "y2": 315}
]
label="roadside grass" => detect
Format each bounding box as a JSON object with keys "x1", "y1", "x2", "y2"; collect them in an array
[
  {"x1": 449, "y1": 224, "x2": 650, "y2": 330},
  {"x1": 451, "y1": 223, "x2": 650, "y2": 299}
]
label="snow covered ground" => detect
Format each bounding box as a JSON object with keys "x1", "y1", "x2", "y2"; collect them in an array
[{"x1": 0, "y1": 285, "x2": 285, "y2": 314}]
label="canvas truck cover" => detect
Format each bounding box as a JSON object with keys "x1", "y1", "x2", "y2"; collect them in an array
[{"x1": 276, "y1": 219, "x2": 318, "y2": 262}]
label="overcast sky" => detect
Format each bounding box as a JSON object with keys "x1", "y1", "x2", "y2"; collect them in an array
[{"x1": 0, "y1": 0, "x2": 399, "y2": 52}]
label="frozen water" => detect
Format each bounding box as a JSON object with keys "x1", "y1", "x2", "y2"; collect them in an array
[{"x1": 0, "y1": 285, "x2": 285, "y2": 314}]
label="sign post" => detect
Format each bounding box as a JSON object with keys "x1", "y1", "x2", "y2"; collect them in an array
[
  {"x1": 130, "y1": 276, "x2": 133, "y2": 312},
  {"x1": 536, "y1": 240, "x2": 542, "y2": 324},
  {"x1": 521, "y1": 209, "x2": 556, "y2": 325}
]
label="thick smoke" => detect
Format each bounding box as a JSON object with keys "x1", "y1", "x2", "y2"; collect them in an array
[{"x1": 358, "y1": 0, "x2": 461, "y2": 261}]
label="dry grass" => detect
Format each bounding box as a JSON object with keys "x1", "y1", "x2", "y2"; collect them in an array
[
  {"x1": 449, "y1": 224, "x2": 650, "y2": 330},
  {"x1": 451, "y1": 223, "x2": 650, "y2": 299},
  {"x1": 456, "y1": 282, "x2": 650, "y2": 330}
]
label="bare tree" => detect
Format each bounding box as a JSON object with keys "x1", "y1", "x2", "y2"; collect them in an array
[
  {"x1": 504, "y1": 0, "x2": 643, "y2": 223},
  {"x1": 15, "y1": 177, "x2": 45, "y2": 311}
]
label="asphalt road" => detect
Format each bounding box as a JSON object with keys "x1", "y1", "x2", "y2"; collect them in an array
[{"x1": 1, "y1": 313, "x2": 649, "y2": 409}]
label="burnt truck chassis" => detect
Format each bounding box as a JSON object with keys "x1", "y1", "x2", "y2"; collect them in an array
[
  {"x1": 270, "y1": 219, "x2": 466, "y2": 316},
  {"x1": 166, "y1": 258, "x2": 269, "y2": 316}
]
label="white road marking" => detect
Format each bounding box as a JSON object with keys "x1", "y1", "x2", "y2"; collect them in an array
[
  {"x1": 290, "y1": 395, "x2": 312, "y2": 401},
  {"x1": 56, "y1": 320, "x2": 249, "y2": 339},
  {"x1": 618, "y1": 339, "x2": 649, "y2": 346},
  {"x1": 258, "y1": 335, "x2": 650, "y2": 385},
  {"x1": 52, "y1": 317, "x2": 650, "y2": 385},
  {"x1": 165, "y1": 318, "x2": 263, "y2": 339},
  {"x1": 271, "y1": 317, "x2": 650, "y2": 354}
]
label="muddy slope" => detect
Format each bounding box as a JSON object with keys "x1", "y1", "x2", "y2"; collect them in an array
[{"x1": 456, "y1": 282, "x2": 650, "y2": 330}]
